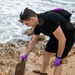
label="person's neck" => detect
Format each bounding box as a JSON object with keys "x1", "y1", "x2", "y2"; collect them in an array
[{"x1": 34, "y1": 16, "x2": 39, "y2": 27}]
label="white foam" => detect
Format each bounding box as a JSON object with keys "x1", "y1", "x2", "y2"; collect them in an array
[{"x1": 0, "y1": 0, "x2": 75, "y2": 43}]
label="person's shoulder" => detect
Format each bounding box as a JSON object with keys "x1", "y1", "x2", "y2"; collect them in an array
[
  {"x1": 37, "y1": 11, "x2": 53, "y2": 19},
  {"x1": 45, "y1": 11, "x2": 60, "y2": 16},
  {"x1": 37, "y1": 11, "x2": 51, "y2": 16},
  {"x1": 43, "y1": 11, "x2": 54, "y2": 19},
  {"x1": 37, "y1": 12, "x2": 45, "y2": 17}
]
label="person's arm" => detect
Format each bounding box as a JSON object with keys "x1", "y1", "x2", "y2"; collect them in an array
[
  {"x1": 25, "y1": 34, "x2": 40, "y2": 55},
  {"x1": 21, "y1": 34, "x2": 40, "y2": 61},
  {"x1": 53, "y1": 26, "x2": 66, "y2": 57}
]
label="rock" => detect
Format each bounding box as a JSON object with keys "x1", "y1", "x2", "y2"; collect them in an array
[
  {"x1": 7, "y1": 47, "x2": 20, "y2": 59},
  {"x1": 73, "y1": 22, "x2": 75, "y2": 26},
  {"x1": 72, "y1": 11, "x2": 74, "y2": 13},
  {"x1": 38, "y1": 35, "x2": 46, "y2": 41},
  {"x1": 17, "y1": 40, "x2": 26, "y2": 45},
  {"x1": 5, "y1": 42, "x2": 15, "y2": 47},
  {"x1": 7, "y1": 47, "x2": 16, "y2": 56},
  {"x1": 5, "y1": 68, "x2": 11, "y2": 75},
  {"x1": 24, "y1": 28, "x2": 34, "y2": 36},
  {"x1": 0, "y1": 59, "x2": 7, "y2": 65},
  {"x1": 0, "y1": 43, "x2": 3, "y2": 47}
]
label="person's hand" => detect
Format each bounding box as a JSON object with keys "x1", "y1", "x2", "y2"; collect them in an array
[
  {"x1": 21, "y1": 54, "x2": 28, "y2": 61},
  {"x1": 54, "y1": 57, "x2": 62, "y2": 66}
]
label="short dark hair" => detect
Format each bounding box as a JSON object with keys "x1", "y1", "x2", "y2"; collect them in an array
[{"x1": 20, "y1": 8, "x2": 37, "y2": 22}]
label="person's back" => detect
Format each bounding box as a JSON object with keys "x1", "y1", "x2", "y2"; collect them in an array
[
  {"x1": 45, "y1": 11, "x2": 67, "y2": 23},
  {"x1": 37, "y1": 11, "x2": 74, "y2": 38},
  {"x1": 51, "y1": 8, "x2": 72, "y2": 21}
]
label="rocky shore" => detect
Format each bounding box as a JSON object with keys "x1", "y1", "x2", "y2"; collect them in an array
[{"x1": 0, "y1": 22, "x2": 75, "y2": 75}]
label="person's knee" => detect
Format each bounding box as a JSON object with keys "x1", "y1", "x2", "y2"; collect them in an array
[{"x1": 43, "y1": 51, "x2": 51, "y2": 57}]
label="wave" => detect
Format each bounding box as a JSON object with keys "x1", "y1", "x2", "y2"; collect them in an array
[{"x1": 0, "y1": 0, "x2": 75, "y2": 43}]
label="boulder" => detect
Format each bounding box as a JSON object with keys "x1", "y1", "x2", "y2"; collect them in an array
[{"x1": 24, "y1": 28, "x2": 34, "y2": 36}]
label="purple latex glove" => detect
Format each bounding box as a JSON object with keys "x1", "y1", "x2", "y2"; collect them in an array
[
  {"x1": 54, "y1": 57, "x2": 62, "y2": 66},
  {"x1": 21, "y1": 54, "x2": 28, "y2": 61}
]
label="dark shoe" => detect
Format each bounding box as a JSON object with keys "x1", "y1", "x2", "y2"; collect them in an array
[{"x1": 33, "y1": 70, "x2": 48, "y2": 75}]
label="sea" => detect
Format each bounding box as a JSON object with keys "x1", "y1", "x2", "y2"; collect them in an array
[{"x1": 0, "y1": 0, "x2": 75, "y2": 43}]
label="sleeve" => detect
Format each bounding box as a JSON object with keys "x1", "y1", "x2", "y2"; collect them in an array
[
  {"x1": 34, "y1": 25, "x2": 40, "y2": 35},
  {"x1": 46, "y1": 15, "x2": 60, "y2": 33}
]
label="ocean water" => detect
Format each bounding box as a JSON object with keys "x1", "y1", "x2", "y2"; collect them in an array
[{"x1": 0, "y1": 0, "x2": 75, "y2": 43}]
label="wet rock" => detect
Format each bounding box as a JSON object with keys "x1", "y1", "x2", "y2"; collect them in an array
[
  {"x1": 24, "y1": 27, "x2": 34, "y2": 36},
  {"x1": 72, "y1": 11, "x2": 74, "y2": 13},
  {"x1": 0, "y1": 43, "x2": 3, "y2": 47},
  {"x1": 17, "y1": 39, "x2": 29, "y2": 48},
  {"x1": 17, "y1": 40, "x2": 26, "y2": 45},
  {"x1": 38, "y1": 35, "x2": 46, "y2": 41},
  {"x1": 73, "y1": 22, "x2": 75, "y2": 26},
  {"x1": 5, "y1": 42, "x2": 15, "y2": 47}
]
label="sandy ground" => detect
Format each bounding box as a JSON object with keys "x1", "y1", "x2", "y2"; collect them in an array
[
  {"x1": 0, "y1": 27, "x2": 75, "y2": 75},
  {"x1": 25, "y1": 47, "x2": 75, "y2": 75}
]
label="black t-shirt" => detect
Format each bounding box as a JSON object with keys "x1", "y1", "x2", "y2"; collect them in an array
[{"x1": 34, "y1": 11, "x2": 67, "y2": 39}]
